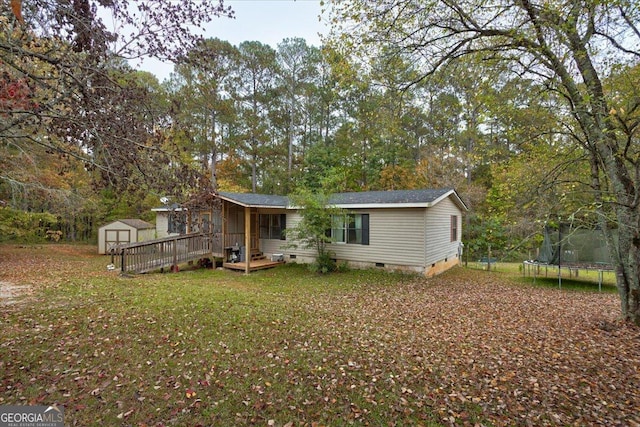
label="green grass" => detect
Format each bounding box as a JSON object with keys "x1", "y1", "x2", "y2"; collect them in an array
[
  {"x1": 1, "y1": 245, "x2": 634, "y2": 427},
  {"x1": 465, "y1": 261, "x2": 618, "y2": 292},
  {"x1": 2, "y1": 250, "x2": 437, "y2": 426}
]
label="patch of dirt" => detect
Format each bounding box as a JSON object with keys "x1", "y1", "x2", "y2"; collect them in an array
[
  {"x1": 0, "y1": 244, "x2": 103, "y2": 286},
  {"x1": 0, "y1": 281, "x2": 32, "y2": 306}
]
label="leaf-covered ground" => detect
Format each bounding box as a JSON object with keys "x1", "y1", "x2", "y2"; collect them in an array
[{"x1": 1, "y1": 244, "x2": 639, "y2": 426}]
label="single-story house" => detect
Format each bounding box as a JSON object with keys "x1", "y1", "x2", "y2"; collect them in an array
[
  {"x1": 98, "y1": 219, "x2": 156, "y2": 254},
  {"x1": 152, "y1": 188, "x2": 467, "y2": 277}
]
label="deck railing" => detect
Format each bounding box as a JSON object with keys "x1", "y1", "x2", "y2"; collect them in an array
[{"x1": 112, "y1": 232, "x2": 222, "y2": 274}]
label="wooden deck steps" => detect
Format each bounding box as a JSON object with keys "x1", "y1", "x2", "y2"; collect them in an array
[
  {"x1": 250, "y1": 252, "x2": 267, "y2": 261},
  {"x1": 222, "y1": 251, "x2": 284, "y2": 271},
  {"x1": 222, "y1": 258, "x2": 284, "y2": 272}
]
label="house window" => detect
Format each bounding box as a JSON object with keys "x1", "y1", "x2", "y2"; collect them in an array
[
  {"x1": 331, "y1": 214, "x2": 369, "y2": 245},
  {"x1": 259, "y1": 214, "x2": 286, "y2": 240},
  {"x1": 191, "y1": 213, "x2": 210, "y2": 233},
  {"x1": 201, "y1": 213, "x2": 211, "y2": 233},
  {"x1": 451, "y1": 215, "x2": 458, "y2": 242},
  {"x1": 168, "y1": 211, "x2": 186, "y2": 234}
]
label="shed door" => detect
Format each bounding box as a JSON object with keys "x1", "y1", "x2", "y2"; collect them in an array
[{"x1": 104, "y1": 229, "x2": 131, "y2": 253}]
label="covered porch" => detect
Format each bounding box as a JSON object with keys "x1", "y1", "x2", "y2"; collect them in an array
[
  {"x1": 212, "y1": 193, "x2": 287, "y2": 273},
  {"x1": 150, "y1": 193, "x2": 287, "y2": 274}
]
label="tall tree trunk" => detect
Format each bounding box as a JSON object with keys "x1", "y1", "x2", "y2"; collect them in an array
[
  {"x1": 210, "y1": 146, "x2": 217, "y2": 191},
  {"x1": 555, "y1": 17, "x2": 640, "y2": 324},
  {"x1": 210, "y1": 110, "x2": 217, "y2": 191},
  {"x1": 288, "y1": 104, "x2": 294, "y2": 179},
  {"x1": 590, "y1": 148, "x2": 639, "y2": 324},
  {"x1": 598, "y1": 140, "x2": 640, "y2": 324},
  {"x1": 251, "y1": 145, "x2": 257, "y2": 193}
]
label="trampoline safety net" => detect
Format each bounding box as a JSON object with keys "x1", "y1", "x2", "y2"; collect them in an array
[{"x1": 536, "y1": 224, "x2": 614, "y2": 268}]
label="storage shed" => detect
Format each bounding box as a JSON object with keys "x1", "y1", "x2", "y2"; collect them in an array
[{"x1": 98, "y1": 219, "x2": 156, "y2": 254}]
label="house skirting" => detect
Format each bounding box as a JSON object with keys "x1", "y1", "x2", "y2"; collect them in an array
[
  {"x1": 424, "y1": 254, "x2": 460, "y2": 278},
  {"x1": 271, "y1": 253, "x2": 460, "y2": 276}
]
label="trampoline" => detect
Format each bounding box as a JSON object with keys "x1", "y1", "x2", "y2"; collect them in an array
[{"x1": 523, "y1": 224, "x2": 614, "y2": 290}]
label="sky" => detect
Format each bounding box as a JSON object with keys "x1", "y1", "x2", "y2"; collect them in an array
[{"x1": 138, "y1": 0, "x2": 328, "y2": 82}]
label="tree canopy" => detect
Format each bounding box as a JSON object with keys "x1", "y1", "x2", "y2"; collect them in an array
[
  {"x1": 1, "y1": 0, "x2": 233, "y2": 197},
  {"x1": 327, "y1": 0, "x2": 640, "y2": 323},
  {"x1": 2, "y1": 0, "x2": 640, "y2": 323}
]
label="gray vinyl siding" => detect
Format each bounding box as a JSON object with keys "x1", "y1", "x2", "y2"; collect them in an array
[
  {"x1": 329, "y1": 208, "x2": 426, "y2": 266},
  {"x1": 277, "y1": 212, "x2": 318, "y2": 258},
  {"x1": 155, "y1": 213, "x2": 170, "y2": 238},
  {"x1": 258, "y1": 208, "x2": 290, "y2": 255},
  {"x1": 425, "y1": 197, "x2": 462, "y2": 265},
  {"x1": 154, "y1": 212, "x2": 182, "y2": 239},
  {"x1": 269, "y1": 198, "x2": 463, "y2": 269},
  {"x1": 260, "y1": 239, "x2": 288, "y2": 255},
  {"x1": 280, "y1": 209, "x2": 426, "y2": 266}
]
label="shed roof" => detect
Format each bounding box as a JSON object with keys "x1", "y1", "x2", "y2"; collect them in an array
[{"x1": 110, "y1": 219, "x2": 155, "y2": 229}]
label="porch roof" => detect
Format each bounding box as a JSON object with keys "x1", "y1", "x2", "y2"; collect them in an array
[{"x1": 218, "y1": 192, "x2": 289, "y2": 208}]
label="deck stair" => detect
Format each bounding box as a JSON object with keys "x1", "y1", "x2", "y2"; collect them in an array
[
  {"x1": 222, "y1": 251, "x2": 284, "y2": 272},
  {"x1": 250, "y1": 251, "x2": 266, "y2": 261}
]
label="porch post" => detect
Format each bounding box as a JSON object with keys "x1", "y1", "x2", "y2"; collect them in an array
[
  {"x1": 244, "y1": 206, "x2": 251, "y2": 274},
  {"x1": 221, "y1": 201, "x2": 227, "y2": 250}
]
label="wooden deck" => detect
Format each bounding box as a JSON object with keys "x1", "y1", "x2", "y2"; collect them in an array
[
  {"x1": 113, "y1": 232, "x2": 220, "y2": 274},
  {"x1": 223, "y1": 259, "x2": 284, "y2": 272},
  {"x1": 112, "y1": 233, "x2": 286, "y2": 274}
]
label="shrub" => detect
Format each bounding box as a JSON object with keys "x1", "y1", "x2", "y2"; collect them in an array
[
  {"x1": 285, "y1": 188, "x2": 344, "y2": 275},
  {"x1": 0, "y1": 207, "x2": 59, "y2": 243},
  {"x1": 309, "y1": 250, "x2": 336, "y2": 274},
  {"x1": 336, "y1": 260, "x2": 350, "y2": 273}
]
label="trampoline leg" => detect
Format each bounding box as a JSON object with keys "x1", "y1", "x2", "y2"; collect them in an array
[
  {"x1": 558, "y1": 266, "x2": 562, "y2": 289},
  {"x1": 598, "y1": 270, "x2": 602, "y2": 292}
]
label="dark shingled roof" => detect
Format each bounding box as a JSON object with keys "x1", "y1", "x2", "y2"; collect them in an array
[
  {"x1": 328, "y1": 189, "x2": 452, "y2": 205},
  {"x1": 218, "y1": 192, "x2": 289, "y2": 207},
  {"x1": 217, "y1": 188, "x2": 467, "y2": 210}
]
